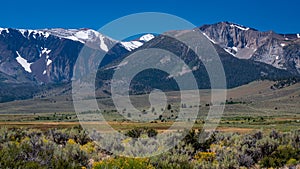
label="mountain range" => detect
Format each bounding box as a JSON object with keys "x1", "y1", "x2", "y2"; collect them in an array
[{"x1": 0, "y1": 22, "x2": 299, "y2": 102}]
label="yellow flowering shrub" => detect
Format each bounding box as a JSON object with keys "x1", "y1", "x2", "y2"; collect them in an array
[
  {"x1": 80, "y1": 142, "x2": 95, "y2": 154},
  {"x1": 67, "y1": 138, "x2": 76, "y2": 145},
  {"x1": 42, "y1": 137, "x2": 49, "y2": 144},
  {"x1": 194, "y1": 151, "x2": 216, "y2": 162},
  {"x1": 121, "y1": 137, "x2": 132, "y2": 144},
  {"x1": 21, "y1": 136, "x2": 30, "y2": 143}
]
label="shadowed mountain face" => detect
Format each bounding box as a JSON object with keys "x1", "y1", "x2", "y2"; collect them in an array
[
  {"x1": 0, "y1": 22, "x2": 299, "y2": 102},
  {"x1": 96, "y1": 33, "x2": 293, "y2": 96}
]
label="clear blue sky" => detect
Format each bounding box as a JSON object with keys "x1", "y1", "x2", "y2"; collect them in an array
[{"x1": 1, "y1": 0, "x2": 299, "y2": 34}]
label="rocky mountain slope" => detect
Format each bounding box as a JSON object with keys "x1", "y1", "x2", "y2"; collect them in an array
[
  {"x1": 0, "y1": 22, "x2": 299, "y2": 102},
  {"x1": 0, "y1": 28, "x2": 154, "y2": 84},
  {"x1": 200, "y1": 22, "x2": 300, "y2": 74},
  {"x1": 0, "y1": 28, "x2": 154, "y2": 102},
  {"x1": 96, "y1": 32, "x2": 293, "y2": 96}
]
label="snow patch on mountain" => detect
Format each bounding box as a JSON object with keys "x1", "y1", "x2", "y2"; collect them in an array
[
  {"x1": 43, "y1": 29, "x2": 90, "y2": 43},
  {"x1": 45, "y1": 55, "x2": 52, "y2": 66},
  {"x1": 0, "y1": 28, "x2": 9, "y2": 34},
  {"x1": 46, "y1": 59, "x2": 52, "y2": 66},
  {"x1": 75, "y1": 31, "x2": 89, "y2": 39},
  {"x1": 44, "y1": 29, "x2": 111, "y2": 52},
  {"x1": 17, "y1": 28, "x2": 143, "y2": 52},
  {"x1": 230, "y1": 24, "x2": 250, "y2": 31},
  {"x1": 19, "y1": 29, "x2": 50, "y2": 38},
  {"x1": 16, "y1": 51, "x2": 32, "y2": 73},
  {"x1": 297, "y1": 34, "x2": 300, "y2": 38},
  {"x1": 121, "y1": 34, "x2": 155, "y2": 51},
  {"x1": 139, "y1": 34, "x2": 155, "y2": 42},
  {"x1": 73, "y1": 29, "x2": 109, "y2": 51},
  {"x1": 44, "y1": 32, "x2": 50, "y2": 38},
  {"x1": 202, "y1": 32, "x2": 216, "y2": 44},
  {"x1": 224, "y1": 48, "x2": 236, "y2": 56},
  {"x1": 42, "y1": 48, "x2": 51, "y2": 55},
  {"x1": 121, "y1": 41, "x2": 144, "y2": 51},
  {"x1": 65, "y1": 36, "x2": 85, "y2": 43},
  {"x1": 232, "y1": 47, "x2": 238, "y2": 52},
  {"x1": 99, "y1": 35, "x2": 108, "y2": 52}
]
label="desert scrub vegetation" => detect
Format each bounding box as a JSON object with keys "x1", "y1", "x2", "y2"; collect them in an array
[
  {"x1": 93, "y1": 157, "x2": 155, "y2": 169},
  {"x1": 0, "y1": 126, "x2": 299, "y2": 168},
  {"x1": 0, "y1": 126, "x2": 100, "y2": 169}
]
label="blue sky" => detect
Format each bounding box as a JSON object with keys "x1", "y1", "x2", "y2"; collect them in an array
[{"x1": 1, "y1": 0, "x2": 299, "y2": 34}]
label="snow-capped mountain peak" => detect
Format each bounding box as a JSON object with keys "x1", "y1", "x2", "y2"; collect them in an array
[
  {"x1": 42, "y1": 28, "x2": 116, "y2": 52},
  {"x1": 9, "y1": 28, "x2": 151, "y2": 53},
  {"x1": 15, "y1": 28, "x2": 118, "y2": 52}
]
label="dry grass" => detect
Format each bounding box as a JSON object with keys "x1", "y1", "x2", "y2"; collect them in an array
[{"x1": 0, "y1": 80, "x2": 300, "y2": 132}]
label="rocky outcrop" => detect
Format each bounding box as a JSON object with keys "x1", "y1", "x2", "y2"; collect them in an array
[{"x1": 200, "y1": 22, "x2": 300, "y2": 74}]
